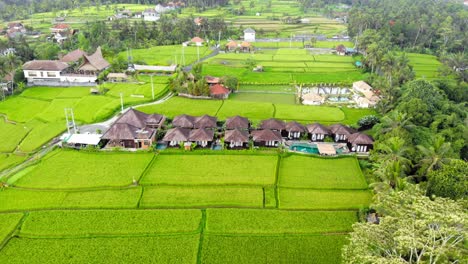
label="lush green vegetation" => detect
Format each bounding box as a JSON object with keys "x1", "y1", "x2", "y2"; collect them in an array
[
  {"x1": 118, "y1": 45, "x2": 211, "y2": 66},
  {"x1": 230, "y1": 92, "x2": 296, "y2": 105},
  {"x1": 0, "y1": 235, "x2": 200, "y2": 263},
  {"x1": 279, "y1": 189, "x2": 372, "y2": 210},
  {"x1": 0, "y1": 188, "x2": 142, "y2": 212},
  {"x1": 278, "y1": 155, "x2": 367, "y2": 189},
  {"x1": 140, "y1": 186, "x2": 264, "y2": 208},
  {"x1": 0, "y1": 154, "x2": 27, "y2": 172},
  {"x1": 0, "y1": 213, "x2": 23, "y2": 243},
  {"x1": 20, "y1": 210, "x2": 201, "y2": 237},
  {"x1": 141, "y1": 154, "x2": 277, "y2": 186},
  {"x1": 203, "y1": 50, "x2": 365, "y2": 85},
  {"x1": 206, "y1": 209, "x2": 357, "y2": 234},
  {"x1": 137, "y1": 96, "x2": 222, "y2": 117},
  {"x1": 12, "y1": 151, "x2": 153, "y2": 189},
  {"x1": 201, "y1": 235, "x2": 348, "y2": 264}
]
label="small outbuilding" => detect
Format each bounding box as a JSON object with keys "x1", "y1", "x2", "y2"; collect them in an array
[
  {"x1": 259, "y1": 118, "x2": 286, "y2": 134},
  {"x1": 225, "y1": 129, "x2": 250, "y2": 149},
  {"x1": 302, "y1": 93, "x2": 325, "y2": 105},
  {"x1": 173, "y1": 114, "x2": 196, "y2": 128},
  {"x1": 107, "y1": 73, "x2": 129, "y2": 82},
  {"x1": 191, "y1": 37, "x2": 204, "y2": 46},
  {"x1": 244, "y1": 28, "x2": 256, "y2": 42},
  {"x1": 194, "y1": 115, "x2": 218, "y2": 129},
  {"x1": 209, "y1": 84, "x2": 230, "y2": 99}
]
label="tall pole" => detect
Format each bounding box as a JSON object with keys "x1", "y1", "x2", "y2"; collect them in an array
[
  {"x1": 70, "y1": 108, "x2": 77, "y2": 133},
  {"x1": 65, "y1": 109, "x2": 70, "y2": 134},
  {"x1": 150, "y1": 75, "x2": 154, "y2": 100},
  {"x1": 197, "y1": 45, "x2": 200, "y2": 62},
  {"x1": 182, "y1": 46, "x2": 185, "y2": 66},
  {"x1": 120, "y1": 93, "x2": 124, "y2": 113},
  {"x1": 218, "y1": 31, "x2": 221, "y2": 47}
]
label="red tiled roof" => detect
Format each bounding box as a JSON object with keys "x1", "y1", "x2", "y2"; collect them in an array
[
  {"x1": 191, "y1": 37, "x2": 204, "y2": 43},
  {"x1": 210, "y1": 84, "x2": 230, "y2": 95},
  {"x1": 52, "y1": 23, "x2": 70, "y2": 29}
]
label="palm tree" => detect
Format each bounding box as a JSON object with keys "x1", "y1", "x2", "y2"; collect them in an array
[
  {"x1": 417, "y1": 136, "x2": 453, "y2": 176},
  {"x1": 375, "y1": 110, "x2": 414, "y2": 135}
]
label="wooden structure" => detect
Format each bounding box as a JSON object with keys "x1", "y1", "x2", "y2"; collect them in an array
[
  {"x1": 189, "y1": 128, "x2": 214, "y2": 148},
  {"x1": 209, "y1": 84, "x2": 230, "y2": 99},
  {"x1": 306, "y1": 123, "x2": 330, "y2": 141},
  {"x1": 328, "y1": 124, "x2": 356, "y2": 142},
  {"x1": 162, "y1": 127, "x2": 190, "y2": 147},
  {"x1": 251, "y1": 129, "x2": 282, "y2": 147},
  {"x1": 259, "y1": 118, "x2": 286, "y2": 137},
  {"x1": 285, "y1": 121, "x2": 307, "y2": 139},
  {"x1": 225, "y1": 116, "x2": 250, "y2": 130},
  {"x1": 347, "y1": 132, "x2": 374, "y2": 153}
]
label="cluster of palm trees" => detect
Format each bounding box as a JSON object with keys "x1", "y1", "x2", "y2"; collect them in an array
[{"x1": 370, "y1": 111, "x2": 454, "y2": 192}]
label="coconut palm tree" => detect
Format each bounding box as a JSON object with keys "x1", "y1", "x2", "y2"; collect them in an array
[
  {"x1": 416, "y1": 136, "x2": 453, "y2": 176},
  {"x1": 375, "y1": 110, "x2": 414, "y2": 135}
]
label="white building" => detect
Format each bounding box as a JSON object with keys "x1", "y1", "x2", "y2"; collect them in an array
[
  {"x1": 143, "y1": 9, "x2": 160, "y2": 21},
  {"x1": 352, "y1": 81, "x2": 380, "y2": 108},
  {"x1": 244, "y1": 28, "x2": 256, "y2": 42}
]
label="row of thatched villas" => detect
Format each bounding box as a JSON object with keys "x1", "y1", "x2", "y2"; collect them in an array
[{"x1": 63, "y1": 109, "x2": 373, "y2": 153}]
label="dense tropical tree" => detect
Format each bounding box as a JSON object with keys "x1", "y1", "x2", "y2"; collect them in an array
[{"x1": 426, "y1": 159, "x2": 468, "y2": 200}]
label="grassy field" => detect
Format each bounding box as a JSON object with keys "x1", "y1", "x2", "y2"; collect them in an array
[
  {"x1": 201, "y1": 234, "x2": 348, "y2": 264},
  {"x1": 119, "y1": 45, "x2": 211, "y2": 66},
  {"x1": 230, "y1": 92, "x2": 296, "y2": 105},
  {"x1": 278, "y1": 155, "x2": 367, "y2": 189},
  {"x1": 203, "y1": 49, "x2": 365, "y2": 85},
  {"x1": 205, "y1": 209, "x2": 357, "y2": 234},
  {"x1": 141, "y1": 154, "x2": 277, "y2": 186},
  {"x1": 20, "y1": 210, "x2": 201, "y2": 237},
  {"x1": 279, "y1": 188, "x2": 372, "y2": 210},
  {"x1": 0, "y1": 79, "x2": 169, "y2": 155},
  {"x1": 0, "y1": 154, "x2": 27, "y2": 172},
  {"x1": 0, "y1": 213, "x2": 23, "y2": 243},
  {"x1": 138, "y1": 96, "x2": 373, "y2": 124},
  {"x1": 0, "y1": 235, "x2": 200, "y2": 263},
  {"x1": 407, "y1": 53, "x2": 443, "y2": 79},
  {"x1": 140, "y1": 186, "x2": 264, "y2": 208},
  {"x1": 12, "y1": 150, "x2": 154, "y2": 189}
]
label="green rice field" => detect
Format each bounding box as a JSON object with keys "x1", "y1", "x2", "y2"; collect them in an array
[
  {"x1": 407, "y1": 53, "x2": 443, "y2": 79},
  {"x1": 203, "y1": 49, "x2": 365, "y2": 85}
]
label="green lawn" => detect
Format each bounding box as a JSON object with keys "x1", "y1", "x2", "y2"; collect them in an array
[
  {"x1": 407, "y1": 53, "x2": 443, "y2": 79},
  {"x1": 0, "y1": 188, "x2": 142, "y2": 212},
  {"x1": 274, "y1": 103, "x2": 345, "y2": 122},
  {"x1": 140, "y1": 186, "x2": 264, "y2": 208},
  {"x1": 137, "y1": 96, "x2": 223, "y2": 117},
  {"x1": 0, "y1": 97, "x2": 49, "y2": 123},
  {"x1": 230, "y1": 92, "x2": 296, "y2": 105},
  {"x1": 20, "y1": 210, "x2": 201, "y2": 237},
  {"x1": 141, "y1": 154, "x2": 277, "y2": 186},
  {"x1": 12, "y1": 150, "x2": 153, "y2": 189},
  {"x1": 0, "y1": 154, "x2": 27, "y2": 172},
  {"x1": 0, "y1": 119, "x2": 30, "y2": 152},
  {"x1": 205, "y1": 209, "x2": 357, "y2": 234},
  {"x1": 18, "y1": 120, "x2": 65, "y2": 152},
  {"x1": 215, "y1": 100, "x2": 275, "y2": 121},
  {"x1": 278, "y1": 155, "x2": 368, "y2": 189},
  {"x1": 201, "y1": 234, "x2": 348, "y2": 264},
  {"x1": 0, "y1": 235, "x2": 200, "y2": 263},
  {"x1": 279, "y1": 188, "x2": 372, "y2": 210},
  {"x1": 0, "y1": 213, "x2": 23, "y2": 244},
  {"x1": 119, "y1": 45, "x2": 211, "y2": 66}
]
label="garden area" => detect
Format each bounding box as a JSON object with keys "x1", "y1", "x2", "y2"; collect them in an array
[{"x1": 0, "y1": 149, "x2": 370, "y2": 263}]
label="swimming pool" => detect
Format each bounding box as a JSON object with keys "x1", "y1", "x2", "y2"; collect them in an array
[{"x1": 289, "y1": 143, "x2": 320, "y2": 154}]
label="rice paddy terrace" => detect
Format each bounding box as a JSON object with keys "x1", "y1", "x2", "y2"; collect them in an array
[{"x1": 0, "y1": 149, "x2": 371, "y2": 263}]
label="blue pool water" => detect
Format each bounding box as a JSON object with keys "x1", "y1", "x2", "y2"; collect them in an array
[{"x1": 289, "y1": 143, "x2": 319, "y2": 154}]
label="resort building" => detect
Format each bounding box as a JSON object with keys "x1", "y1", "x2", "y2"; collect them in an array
[
  {"x1": 329, "y1": 124, "x2": 356, "y2": 142},
  {"x1": 225, "y1": 116, "x2": 250, "y2": 130},
  {"x1": 306, "y1": 123, "x2": 330, "y2": 141},
  {"x1": 172, "y1": 114, "x2": 218, "y2": 129},
  {"x1": 101, "y1": 109, "x2": 165, "y2": 149},
  {"x1": 259, "y1": 118, "x2": 286, "y2": 137},
  {"x1": 143, "y1": 9, "x2": 160, "y2": 21},
  {"x1": 285, "y1": 121, "x2": 307, "y2": 139},
  {"x1": 23, "y1": 47, "x2": 110, "y2": 86},
  {"x1": 163, "y1": 127, "x2": 190, "y2": 147},
  {"x1": 352, "y1": 81, "x2": 380, "y2": 108},
  {"x1": 209, "y1": 84, "x2": 230, "y2": 99},
  {"x1": 302, "y1": 93, "x2": 325, "y2": 105},
  {"x1": 50, "y1": 23, "x2": 72, "y2": 43},
  {"x1": 224, "y1": 129, "x2": 250, "y2": 149},
  {"x1": 188, "y1": 128, "x2": 214, "y2": 148},
  {"x1": 347, "y1": 132, "x2": 374, "y2": 153},
  {"x1": 251, "y1": 129, "x2": 282, "y2": 147}
]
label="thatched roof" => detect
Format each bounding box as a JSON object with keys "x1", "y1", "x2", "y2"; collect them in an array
[
  {"x1": 102, "y1": 123, "x2": 155, "y2": 140},
  {"x1": 240, "y1": 41, "x2": 251, "y2": 47},
  {"x1": 336, "y1": 44, "x2": 346, "y2": 53},
  {"x1": 162, "y1": 127, "x2": 190, "y2": 141},
  {"x1": 194, "y1": 115, "x2": 217, "y2": 129},
  {"x1": 306, "y1": 123, "x2": 330, "y2": 134},
  {"x1": 285, "y1": 121, "x2": 307, "y2": 133},
  {"x1": 348, "y1": 133, "x2": 374, "y2": 145},
  {"x1": 191, "y1": 37, "x2": 204, "y2": 43},
  {"x1": 173, "y1": 114, "x2": 196, "y2": 128},
  {"x1": 23, "y1": 60, "x2": 69, "y2": 71},
  {"x1": 205, "y1": 75, "x2": 221, "y2": 84},
  {"x1": 328, "y1": 124, "x2": 356, "y2": 135},
  {"x1": 79, "y1": 47, "x2": 110, "y2": 71},
  {"x1": 226, "y1": 40, "x2": 238, "y2": 48},
  {"x1": 260, "y1": 118, "x2": 286, "y2": 131},
  {"x1": 251, "y1": 129, "x2": 282, "y2": 142},
  {"x1": 114, "y1": 108, "x2": 164, "y2": 128},
  {"x1": 225, "y1": 129, "x2": 249, "y2": 143},
  {"x1": 189, "y1": 128, "x2": 214, "y2": 141},
  {"x1": 225, "y1": 116, "x2": 249, "y2": 130},
  {"x1": 60, "y1": 49, "x2": 86, "y2": 63}
]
